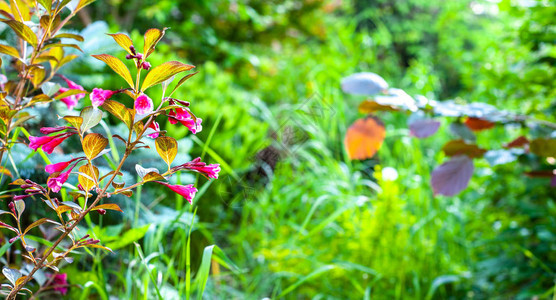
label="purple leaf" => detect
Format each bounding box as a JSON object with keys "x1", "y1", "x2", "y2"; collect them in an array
[
  {"x1": 341, "y1": 72, "x2": 389, "y2": 96},
  {"x1": 409, "y1": 119, "x2": 441, "y2": 138},
  {"x1": 431, "y1": 155, "x2": 474, "y2": 196},
  {"x1": 551, "y1": 176, "x2": 556, "y2": 188}
]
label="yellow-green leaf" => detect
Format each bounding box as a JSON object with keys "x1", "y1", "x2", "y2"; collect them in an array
[
  {"x1": 92, "y1": 54, "x2": 134, "y2": 89},
  {"x1": 78, "y1": 164, "x2": 98, "y2": 191},
  {"x1": 43, "y1": 43, "x2": 83, "y2": 52},
  {"x1": 63, "y1": 115, "x2": 83, "y2": 130},
  {"x1": 91, "y1": 203, "x2": 123, "y2": 212},
  {"x1": 2, "y1": 20, "x2": 37, "y2": 46},
  {"x1": 82, "y1": 133, "x2": 108, "y2": 160},
  {"x1": 143, "y1": 28, "x2": 167, "y2": 58},
  {"x1": 0, "y1": 44, "x2": 19, "y2": 58},
  {"x1": 101, "y1": 99, "x2": 133, "y2": 128},
  {"x1": 155, "y1": 136, "x2": 177, "y2": 169},
  {"x1": 143, "y1": 171, "x2": 165, "y2": 182},
  {"x1": 37, "y1": 0, "x2": 52, "y2": 13},
  {"x1": 75, "y1": 0, "x2": 95, "y2": 12},
  {"x1": 53, "y1": 33, "x2": 84, "y2": 42},
  {"x1": 141, "y1": 61, "x2": 194, "y2": 91},
  {"x1": 10, "y1": 0, "x2": 30, "y2": 22},
  {"x1": 54, "y1": 88, "x2": 86, "y2": 100},
  {"x1": 108, "y1": 33, "x2": 134, "y2": 55}
]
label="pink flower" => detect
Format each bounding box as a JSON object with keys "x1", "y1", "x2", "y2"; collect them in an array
[
  {"x1": 172, "y1": 157, "x2": 220, "y2": 179},
  {"x1": 58, "y1": 76, "x2": 86, "y2": 110},
  {"x1": 147, "y1": 121, "x2": 160, "y2": 139},
  {"x1": 45, "y1": 157, "x2": 84, "y2": 174},
  {"x1": 134, "y1": 94, "x2": 153, "y2": 115},
  {"x1": 90, "y1": 88, "x2": 116, "y2": 108},
  {"x1": 40, "y1": 126, "x2": 72, "y2": 134},
  {"x1": 156, "y1": 182, "x2": 197, "y2": 204},
  {"x1": 28, "y1": 135, "x2": 55, "y2": 151},
  {"x1": 47, "y1": 273, "x2": 68, "y2": 295},
  {"x1": 47, "y1": 169, "x2": 72, "y2": 192},
  {"x1": 168, "y1": 107, "x2": 202, "y2": 134},
  {"x1": 29, "y1": 132, "x2": 75, "y2": 154}
]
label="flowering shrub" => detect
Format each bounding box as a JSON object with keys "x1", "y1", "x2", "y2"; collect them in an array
[
  {"x1": 0, "y1": 2, "x2": 219, "y2": 297},
  {"x1": 342, "y1": 72, "x2": 556, "y2": 196}
]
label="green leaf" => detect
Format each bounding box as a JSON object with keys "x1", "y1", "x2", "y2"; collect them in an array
[
  {"x1": 530, "y1": 138, "x2": 556, "y2": 157},
  {"x1": 169, "y1": 71, "x2": 199, "y2": 97},
  {"x1": 107, "y1": 33, "x2": 134, "y2": 55},
  {"x1": 41, "y1": 82, "x2": 61, "y2": 97},
  {"x1": 195, "y1": 245, "x2": 239, "y2": 300},
  {"x1": 82, "y1": 133, "x2": 108, "y2": 160},
  {"x1": 37, "y1": 0, "x2": 52, "y2": 13},
  {"x1": 14, "y1": 199, "x2": 24, "y2": 218},
  {"x1": 23, "y1": 218, "x2": 51, "y2": 235},
  {"x1": 80, "y1": 106, "x2": 103, "y2": 133},
  {"x1": 2, "y1": 267, "x2": 21, "y2": 286},
  {"x1": 0, "y1": 44, "x2": 19, "y2": 58},
  {"x1": 106, "y1": 224, "x2": 149, "y2": 250},
  {"x1": 141, "y1": 61, "x2": 195, "y2": 91},
  {"x1": 155, "y1": 136, "x2": 177, "y2": 169},
  {"x1": 92, "y1": 54, "x2": 135, "y2": 89},
  {"x1": 143, "y1": 28, "x2": 167, "y2": 58},
  {"x1": 2, "y1": 20, "x2": 38, "y2": 46}
]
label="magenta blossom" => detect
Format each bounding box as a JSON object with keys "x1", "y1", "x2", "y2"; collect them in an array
[
  {"x1": 172, "y1": 157, "x2": 220, "y2": 179},
  {"x1": 29, "y1": 132, "x2": 75, "y2": 154},
  {"x1": 47, "y1": 169, "x2": 72, "y2": 192},
  {"x1": 40, "y1": 126, "x2": 72, "y2": 135},
  {"x1": 58, "y1": 76, "x2": 86, "y2": 110},
  {"x1": 45, "y1": 157, "x2": 84, "y2": 174},
  {"x1": 134, "y1": 94, "x2": 153, "y2": 115},
  {"x1": 147, "y1": 121, "x2": 160, "y2": 139},
  {"x1": 156, "y1": 182, "x2": 197, "y2": 204},
  {"x1": 47, "y1": 273, "x2": 68, "y2": 295},
  {"x1": 168, "y1": 107, "x2": 202, "y2": 134},
  {"x1": 90, "y1": 88, "x2": 116, "y2": 108}
]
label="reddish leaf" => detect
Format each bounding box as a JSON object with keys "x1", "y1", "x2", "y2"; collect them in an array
[
  {"x1": 524, "y1": 170, "x2": 555, "y2": 178},
  {"x1": 442, "y1": 140, "x2": 486, "y2": 158},
  {"x1": 464, "y1": 117, "x2": 495, "y2": 131},
  {"x1": 344, "y1": 115, "x2": 386, "y2": 160},
  {"x1": 431, "y1": 155, "x2": 474, "y2": 196},
  {"x1": 504, "y1": 136, "x2": 529, "y2": 149},
  {"x1": 409, "y1": 119, "x2": 441, "y2": 138}
]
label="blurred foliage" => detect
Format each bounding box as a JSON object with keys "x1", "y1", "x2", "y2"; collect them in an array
[{"x1": 2, "y1": 0, "x2": 556, "y2": 298}]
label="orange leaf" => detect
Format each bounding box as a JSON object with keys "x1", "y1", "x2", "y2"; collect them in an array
[
  {"x1": 155, "y1": 136, "x2": 178, "y2": 169},
  {"x1": 464, "y1": 117, "x2": 495, "y2": 131},
  {"x1": 143, "y1": 28, "x2": 167, "y2": 58},
  {"x1": 78, "y1": 164, "x2": 99, "y2": 192},
  {"x1": 358, "y1": 100, "x2": 398, "y2": 113},
  {"x1": 344, "y1": 116, "x2": 386, "y2": 160},
  {"x1": 442, "y1": 140, "x2": 486, "y2": 158},
  {"x1": 92, "y1": 203, "x2": 123, "y2": 212},
  {"x1": 82, "y1": 133, "x2": 108, "y2": 160}
]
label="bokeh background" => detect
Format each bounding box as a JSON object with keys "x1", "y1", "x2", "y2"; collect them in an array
[{"x1": 3, "y1": 0, "x2": 556, "y2": 298}]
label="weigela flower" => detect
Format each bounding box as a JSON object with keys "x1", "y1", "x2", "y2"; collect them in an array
[
  {"x1": 58, "y1": 76, "x2": 86, "y2": 110},
  {"x1": 45, "y1": 157, "x2": 84, "y2": 174},
  {"x1": 29, "y1": 132, "x2": 76, "y2": 154},
  {"x1": 47, "y1": 273, "x2": 69, "y2": 295},
  {"x1": 40, "y1": 126, "x2": 72, "y2": 135},
  {"x1": 147, "y1": 121, "x2": 160, "y2": 139},
  {"x1": 168, "y1": 107, "x2": 202, "y2": 134},
  {"x1": 134, "y1": 94, "x2": 154, "y2": 115},
  {"x1": 172, "y1": 157, "x2": 220, "y2": 179},
  {"x1": 90, "y1": 88, "x2": 116, "y2": 108},
  {"x1": 156, "y1": 182, "x2": 197, "y2": 204},
  {"x1": 47, "y1": 169, "x2": 72, "y2": 192}
]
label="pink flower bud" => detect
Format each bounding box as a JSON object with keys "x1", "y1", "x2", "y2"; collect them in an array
[
  {"x1": 141, "y1": 61, "x2": 151, "y2": 70},
  {"x1": 172, "y1": 157, "x2": 220, "y2": 179},
  {"x1": 155, "y1": 182, "x2": 197, "y2": 204},
  {"x1": 40, "y1": 126, "x2": 72, "y2": 134}
]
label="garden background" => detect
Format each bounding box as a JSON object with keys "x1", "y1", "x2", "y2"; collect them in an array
[{"x1": 1, "y1": 0, "x2": 556, "y2": 299}]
